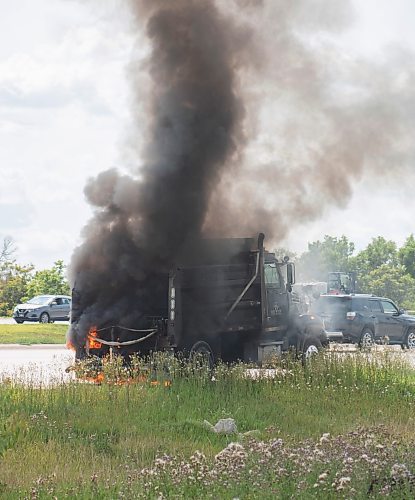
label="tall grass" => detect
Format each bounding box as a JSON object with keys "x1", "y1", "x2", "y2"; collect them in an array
[{"x1": 1, "y1": 351, "x2": 414, "y2": 498}]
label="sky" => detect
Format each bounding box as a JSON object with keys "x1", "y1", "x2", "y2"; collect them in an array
[{"x1": 0, "y1": 0, "x2": 415, "y2": 269}]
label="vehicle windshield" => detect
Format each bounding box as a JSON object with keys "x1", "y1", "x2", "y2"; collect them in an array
[
  {"x1": 26, "y1": 296, "x2": 52, "y2": 305},
  {"x1": 264, "y1": 263, "x2": 282, "y2": 288},
  {"x1": 312, "y1": 296, "x2": 351, "y2": 316}
]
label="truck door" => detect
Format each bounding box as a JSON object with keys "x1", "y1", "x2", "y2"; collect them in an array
[
  {"x1": 264, "y1": 263, "x2": 289, "y2": 334},
  {"x1": 378, "y1": 299, "x2": 405, "y2": 341}
]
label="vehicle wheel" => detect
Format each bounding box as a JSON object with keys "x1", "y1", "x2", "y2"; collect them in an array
[
  {"x1": 75, "y1": 346, "x2": 87, "y2": 361},
  {"x1": 404, "y1": 329, "x2": 415, "y2": 349},
  {"x1": 39, "y1": 312, "x2": 50, "y2": 324},
  {"x1": 189, "y1": 340, "x2": 215, "y2": 370},
  {"x1": 301, "y1": 337, "x2": 322, "y2": 363},
  {"x1": 15, "y1": 319, "x2": 24, "y2": 324},
  {"x1": 359, "y1": 329, "x2": 374, "y2": 349}
]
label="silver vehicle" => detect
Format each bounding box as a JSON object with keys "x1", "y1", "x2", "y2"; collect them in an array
[{"x1": 13, "y1": 295, "x2": 71, "y2": 324}]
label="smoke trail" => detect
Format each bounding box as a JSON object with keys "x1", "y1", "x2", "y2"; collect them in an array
[
  {"x1": 69, "y1": 0, "x2": 252, "y2": 345},
  {"x1": 204, "y1": 1, "x2": 415, "y2": 242}
]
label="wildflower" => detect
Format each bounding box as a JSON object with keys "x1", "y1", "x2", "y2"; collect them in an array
[
  {"x1": 319, "y1": 433, "x2": 330, "y2": 444},
  {"x1": 190, "y1": 450, "x2": 206, "y2": 464},
  {"x1": 390, "y1": 463, "x2": 411, "y2": 481},
  {"x1": 334, "y1": 476, "x2": 351, "y2": 491},
  {"x1": 318, "y1": 472, "x2": 328, "y2": 482},
  {"x1": 154, "y1": 458, "x2": 167, "y2": 468}
]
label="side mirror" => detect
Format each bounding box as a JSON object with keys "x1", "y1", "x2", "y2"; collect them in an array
[
  {"x1": 399, "y1": 308, "x2": 405, "y2": 315},
  {"x1": 286, "y1": 263, "x2": 295, "y2": 285},
  {"x1": 51, "y1": 301, "x2": 57, "y2": 306}
]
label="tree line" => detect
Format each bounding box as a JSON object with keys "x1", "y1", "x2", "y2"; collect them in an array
[
  {"x1": 278, "y1": 234, "x2": 415, "y2": 310},
  {"x1": 0, "y1": 238, "x2": 70, "y2": 316},
  {"x1": 1, "y1": 234, "x2": 414, "y2": 317}
]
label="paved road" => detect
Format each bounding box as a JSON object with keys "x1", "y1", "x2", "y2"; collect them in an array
[
  {"x1": 328, "y1": 343, "x2": 415, "y2": 369},
  {"x1": 0, "y1": 317, "x2": 18, "y2": 324},
  {"x1": 0, "y1": 343, "x2": 414, "y2": 387},
  {"x1": 0, "y1": 317, "x2": 69, "y2": 325},
  {"x1": 0, "y1": 344, "x2": 75, "y2": 386}
]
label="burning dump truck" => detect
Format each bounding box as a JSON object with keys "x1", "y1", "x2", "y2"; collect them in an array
[{"x1": 70, "y1": 233, "x2": 328, "y2": 364}]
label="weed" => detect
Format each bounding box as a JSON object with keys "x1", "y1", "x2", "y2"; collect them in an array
[{"x1": 0, "y1": 351, "x2": 414, "y2": 497}]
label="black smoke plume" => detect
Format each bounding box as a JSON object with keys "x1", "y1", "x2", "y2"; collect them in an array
[{"x1": 68, "y1": 0, "x2": 250, "y2": 346}]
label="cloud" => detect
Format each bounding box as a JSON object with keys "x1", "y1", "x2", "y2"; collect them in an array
[
  {"x1": 1, "y1": 0, "x2": 414, "y2": 271},
  {"x1": 0, "y1": 1, "x2": 134, "y2": 268},
  {"x1": 0, "y1": 25, "x2": 131, "y2": 114}
]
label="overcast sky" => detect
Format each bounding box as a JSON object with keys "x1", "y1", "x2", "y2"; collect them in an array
[{"x1": 1, "y1": 0, "x2": 415, "y2": 269}]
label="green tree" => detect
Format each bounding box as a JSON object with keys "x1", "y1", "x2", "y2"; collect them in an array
[
  {"x1": 296, "y1": 235, "x2": 355, "y2": 281},
  {"x1": 360, "y1": 264, "x2": 415, "y2": 310},
  {"x1": 24, "y1": 261, "x2": 70, "y2": 300},
  {"x1": 398, "y1": 234, "x2": 415, "y2": 278},
  {"x1": 0, "y1": 236, "x2": 16, "y2": 269},
  {"x1": 0, "y1": 237, "x2": 34, "y2": 315},
  {"x1": 353, "y1": 236, "x2": 397, "y2": 275},
  {"x1": 0, "y1": 263, "x2": 34, "y2": 315},
  {"x1": 273, "y1": 247, "x2": 298, "y2": 262}
]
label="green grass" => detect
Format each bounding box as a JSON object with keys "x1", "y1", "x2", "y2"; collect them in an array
[
  {"x1": 0, "y1": 324, "x2": 67, "y2": 344},
  {"x1": 0, "y1": 352, "x2": 415, "y2": 497}
]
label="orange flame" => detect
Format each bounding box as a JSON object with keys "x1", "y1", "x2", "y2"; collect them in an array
[
  {"x1": 66, "y1": 339, "x2": 76, "y2": 351},
  {"x1": 83, "y1": 372, "x2": 105, "y2": 384},
  {"x1": 88, "y1": 326, "x2": 102, "y2": 349},
  {"x1": 75, "y1": 370, "x2": 172, "y2": 387}
]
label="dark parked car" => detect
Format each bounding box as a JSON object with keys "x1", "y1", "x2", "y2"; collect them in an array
[
  {"x1": 312, "y1": 294, "x2": 415, "y2": 349},
  {"x1": 13, "y1": 295, "x2": 71, "y2": 324}
]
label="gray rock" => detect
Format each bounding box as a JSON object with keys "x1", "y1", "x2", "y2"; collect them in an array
[{"x1": 204, "y1": 418, "x2": 238, "y2": 435}]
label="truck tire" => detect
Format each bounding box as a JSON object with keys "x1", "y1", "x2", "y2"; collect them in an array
[
  {"x1": 189, "y1": 340, "x2": 215, "y2": 370},
  {"x1": 300, "y1": 337, "x2": 322, "y2": 364},
  {"x1": 75, "y1": 346, "x2": 87, "y2": 361},
  {"x1": 359, "y1": 328, "x2": 374, "y2": 349}
]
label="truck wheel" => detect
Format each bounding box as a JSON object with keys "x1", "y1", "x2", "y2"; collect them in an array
[
  {"x1": 301, "y1": 337, "x2": 322, "y2": 363},
  {"x1": 189, "y1": 340, "x2": 215, "y2": 369},
  {"x1": 359, "y1": 329, "x2": 374, "y2": 349},
  {"x1": 75, "y1": 346, "x2": 87, "y2": 361},
  {"x1": 404, "y1": 329, "x2": 415, "y2": 350},
  {"x1": 15, "y1": 319, "x2": 24, "y2": 324}
]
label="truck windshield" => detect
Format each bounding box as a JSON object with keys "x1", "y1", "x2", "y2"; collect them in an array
[{"x1": 264, "y1": 263, "x2": 281, "y2": 288}]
